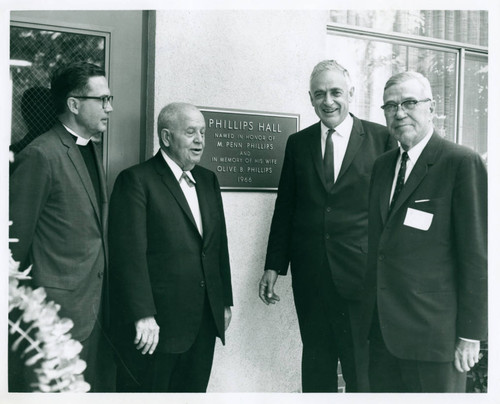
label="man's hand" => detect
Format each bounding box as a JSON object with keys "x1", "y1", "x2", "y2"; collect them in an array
[
  {"x1": 454, "y1": 339, "x2": 480, "y2": 372},
  {"x1": 258, "y1": 270, "x2": 280, "y2": 305},
  {"x1": 224, "y1": 306, "x2": 232, "y2": 331},
  {"x1": 134, "y1": 316, "x2": 160, "y2": 355}
]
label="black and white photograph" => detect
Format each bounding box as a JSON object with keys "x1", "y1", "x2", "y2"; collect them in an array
[{"x1": 2, "y1": 1, "x2": 498, "y2": 404}]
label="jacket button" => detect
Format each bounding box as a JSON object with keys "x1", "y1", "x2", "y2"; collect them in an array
[
  {"x1": 325, "y1": 233, "x2": 330, "y2": 240},
  {"x1": 200, "y1": 280, "x2": 205, "y2": 287},
  {"x1": 378, "y1": 255, "x2": 385, "y2": 261},
  {"x1": 98, "y1": 271, "x2": 104, "y2": 278},
  {"x1": 201, "y1": 252, "x2": 206, "y2": 258},
  {"x1": 326, "y1": 207, "x2": 332, "y2": 213}
]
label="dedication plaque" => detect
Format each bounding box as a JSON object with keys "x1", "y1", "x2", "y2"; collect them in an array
[{"x1": 199, "y1": 107, "x2": 299, "y2": 191}]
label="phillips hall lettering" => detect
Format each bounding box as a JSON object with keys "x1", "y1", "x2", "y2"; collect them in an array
[
  {"x1": 199, "y1": 108, "x2": 299, "y2": 191},
  {"x1": 208, "y1": 119, "x2": 283, "y2": 133}
]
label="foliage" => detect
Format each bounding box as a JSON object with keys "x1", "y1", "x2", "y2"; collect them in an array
[
  {"x1": 467, "y1": 342, "x2": 488, "y2": 393},
  {"x1": 8, "y1": 243, "x2": 90, "y2": 392}
]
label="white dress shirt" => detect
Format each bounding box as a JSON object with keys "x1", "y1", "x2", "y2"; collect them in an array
[
  {"x1": 389, "y1": 128, "x2": 433, "y2": 202},
  {"x1": 161, "y1": 149, "x2": 203, "y2": 236},
  {"x1": 320, "y1": 113, "x2": 353, "y2": 182}
]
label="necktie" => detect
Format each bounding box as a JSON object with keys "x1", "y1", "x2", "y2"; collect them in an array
[
  {"x1": 389, "y1": 151, "x2": 409, "y2": 212},
  {"x1": 181, "y1": 172, "x2": 195, "y2": 188},
  {"x1": 323, "y1": 128, "x2": 335, "y2": 189}
]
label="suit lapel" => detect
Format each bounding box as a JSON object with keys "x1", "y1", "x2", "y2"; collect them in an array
[
  {"x1": 92, "y1": 140, "x2": 109, "y2": 232},
  {"x1": 152, "y1": 153, "x2": 201, "y2": 237},
  {"x1": 56, "y1": 124, "x2": 102, "y2": 224},
  {"x1": 192, "y1": 168, "x2": 212, "y2": 241},
  {"x1": 336, "y1": 115, "x2": 365, "y2": 182},
  {"x1": 307, "y1": 122, "x2": 328, "y2": 190},
  {"x1": 378, "y1": 149, "x2": 399, "y2": 224},
  {"x1": 92, "y1": 140, "x2": 108, "y2": 205},
  {"x1": 388, "y1": 133, "x2": 442, "y2": 217}
]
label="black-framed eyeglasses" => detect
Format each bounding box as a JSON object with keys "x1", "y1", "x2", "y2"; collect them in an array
[
  {"x1": 70, "y1": 95, "x2": 113, "y2": 109},
  {"x1": 381, "y1": 98, "x2": 431, "y2": 115}
]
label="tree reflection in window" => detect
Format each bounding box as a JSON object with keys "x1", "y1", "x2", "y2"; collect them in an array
[{"x1": 10, "y1": 26, "x2": 106, "y2": 152}]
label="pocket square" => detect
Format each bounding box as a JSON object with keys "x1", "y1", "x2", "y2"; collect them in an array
[{"x1": 414, "y1": 199, "x2": 430, "y2": 203}]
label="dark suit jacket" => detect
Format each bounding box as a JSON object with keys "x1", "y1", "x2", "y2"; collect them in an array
[
  {"x1": 264, "y1": 114, "x2": 395, "y2": 357},
  {"x1": 265, "y1": 115, "x2": 395, "y2": 301},
  {"x1": 108, "y1": 152, "x2": 233, "y2": 354},
  {"x1": 9, "y1": 122, "x2": 108, "y2": 342},
  {"x1": 362, "y1": 132, "x2": 487, "y2": 362}
]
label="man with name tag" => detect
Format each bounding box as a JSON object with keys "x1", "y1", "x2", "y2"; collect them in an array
[
  {"x1": 259, "y1": 60, "x2": 396, "y2": 392},
  {"x1": 108, "y1": 102, "x2": 233, "y2": 392},
  {"x1": 361, "y1": 71, "x2": 487, "y2": 392}
]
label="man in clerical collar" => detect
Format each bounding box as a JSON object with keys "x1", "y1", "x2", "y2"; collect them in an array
[{"x1": 9, "y1": 61, "x2": 115, "y2": 392}]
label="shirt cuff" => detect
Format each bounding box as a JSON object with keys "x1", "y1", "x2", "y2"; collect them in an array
[{"x1": 459, "y1": 337, "x2": 479, "y2": 343}]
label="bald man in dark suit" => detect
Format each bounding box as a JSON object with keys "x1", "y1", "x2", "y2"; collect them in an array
[{"x1": 109, "y1": 102, "x2": 233, "y2": 392}]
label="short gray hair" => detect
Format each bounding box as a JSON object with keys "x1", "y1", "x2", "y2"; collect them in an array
[
  {"x1": 310, "y1": 60, "x2": 353, "y2": 89},
  {"x1": 384, "y1": 71, "x2": 433, "y2": 99},
  {"x1": 157, "y1": 102, "x2": 202, "y2": 149},
  {"x1": 158, "y1": 103, "x2": 188, "y2": 136}
]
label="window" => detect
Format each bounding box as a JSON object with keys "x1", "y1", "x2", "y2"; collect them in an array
[
  {"x1": 10, "y1": 23, "x2": 108, "y2": 153},
  {"x1": 326, "y1": 10, "x2": 488, "y2": 158}
]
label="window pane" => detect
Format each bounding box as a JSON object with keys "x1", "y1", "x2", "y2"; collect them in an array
[
  {"x1": 329, "y1": 10, "x2": 488, "y2": 47},
  {"x1": 462, "y1": 53, "x2": 488, "y2": 160},
  {"x1": 327, "y1": 34, "x2": 457, "y2": 141},
  {"x1": 10, "y1": 26, "x2": 106, "y2": 152}
]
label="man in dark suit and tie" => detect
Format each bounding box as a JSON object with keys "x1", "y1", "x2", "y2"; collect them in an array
[
  {"x1": 109, "y1": 102, "x2": 233, "y2": 392},
  {"x1": 9, "y1": 61, "x2": 115, "y2": 391},
  {"x1": 362, "y1": 71, "x2": 487, "y2": 392},
  {"x1": 259, "y1": 60, "x2": 396, "y2": 392}
]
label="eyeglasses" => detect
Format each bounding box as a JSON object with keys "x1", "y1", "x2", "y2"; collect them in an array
[
  {"x1": 70, "y1": 95, "x2": 113, "y2": 109},
  {"x1": 380, "y1": 98, "x2": 431, "y2": 115}
]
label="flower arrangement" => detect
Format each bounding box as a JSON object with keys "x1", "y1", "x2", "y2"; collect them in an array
[{"x1": 8, "y1": 237, "x2": 90, "y2": 392}]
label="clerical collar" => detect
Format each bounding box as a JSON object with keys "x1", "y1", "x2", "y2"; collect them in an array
[
  {"x1": 160, "y1": 149, "x2": 196, "y2": 184},
  {"x1": 62, "y1": 123, "x2": 91, "y2": 146}
]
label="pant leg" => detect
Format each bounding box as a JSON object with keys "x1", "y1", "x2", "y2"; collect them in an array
[
  {"x1": 113, "y1": 323, "x2": 155, "y2": 392},
  {"x1": 368, "y1": 313, "x2": 406, "y2": 392},
  {"x1": 315, "y1": 262, "x2": 358, "y2": 392},
  {"x1": 166, "y1": 296, "x2": 217, "y2": 392},
  {"x1": 295, "y1": 262, "x2": 358, "y2": 393},
  {"x1": 80, "y1": 315, "x2": 116, "y2": 392},
  {"x1": 399, "y1": 358, "x2": 467, "y2": 392},
  {"x1": 348, "y1": 299, "x2": 370, "y2": 392},
  {"x1": 301, "y1": 320, "x2": 340, "y2": 393}
]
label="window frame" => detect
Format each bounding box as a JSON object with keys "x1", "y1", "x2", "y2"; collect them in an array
[
  {"x1": 9, "y1": 17, "x2": 111, "y2": 170},
  {"x1": 327, "y1": 22, "x2": 488, "y2": 146}
]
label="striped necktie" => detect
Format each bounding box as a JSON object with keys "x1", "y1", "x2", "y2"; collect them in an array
[{"x1": 389, "y1": 151, "x2": 409, "y2": 212}]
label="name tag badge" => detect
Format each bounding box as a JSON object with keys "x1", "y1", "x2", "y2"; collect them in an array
[{"x1": 404, "y1": 207, "x2": 433, "y2": 231}]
